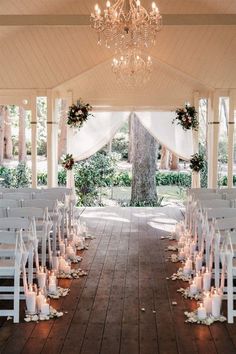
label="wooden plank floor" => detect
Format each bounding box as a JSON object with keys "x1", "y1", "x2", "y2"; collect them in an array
[{"x1": 1, "y1": 206, "x2": 236, "y2": 354}]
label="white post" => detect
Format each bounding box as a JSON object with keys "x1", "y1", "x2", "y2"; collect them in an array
[
  {"x1": 66, "y1": 91, "x2": 74, "y2": 189},
  {"x1": 47, "y1": 91, "x2": 59, "y2": 187},
  {"x1": 30, "y1": 96, "x2": 37, "y2": 188},
  {"x1": 227, "y1": 90, "x2": 235, "y2": 188},
  {"x1": 191, "y1": 91, "x2": 200, "y2": 188},
  {"x1": 207, "y1": 91, "x2": 220, "y2": 188}
]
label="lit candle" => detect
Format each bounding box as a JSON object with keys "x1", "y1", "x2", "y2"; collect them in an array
[
  {"x1": 36, "y1": 290, "x2": 45, "y2": 313},
  {"x1": 52, "y1": 255, "x2": 59, "y2": 272},
  {"x1": 66, "y1": 245, "x2": 75, "y2": 258},
  {"x1": 203, "y1": 269, "x2": 212, "y2": 292},
  {"x1": 203, "y1": 292, "x2": 212, "y2": 315},
  {"x1": 194, "y1": 273, "x2": 202, "y2": 291},
  {"x1": 195, "y1": 253, "x2": 203, "y2": 273},
  {"x1": 59, "y1": 242, "x2": 66, "y2": 257},
  {"x1": 212, "y1": 290, "x2": 221, "y2": 318},
  {"x1": 25, "y1": 284, "x2": 36, "y2": 314},
  {"x1": 37, "y1": 267, "x2": 46, "y2": 290},
  {"x1": 197, "y1": 303, "x2": 207, "y2": 320},
  {"x1": 59, "y1": 256, "x2": 67, "y2": 272},
  {"x1": 189, "y1": 280, "x2": 197, "y2": 296},
  {"x1": 41, "y1": 299, "x2": 50, "y2": 316},
  {"x1": 64, "y1": 262, "x2": 71, "y2": 274},
  {"x1": 48, "y1": 272, "x2": 57, "y2": 294}
]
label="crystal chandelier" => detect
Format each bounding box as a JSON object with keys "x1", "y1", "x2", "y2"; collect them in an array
[
  {"x1": 91, "y1": 0, "x2": 162, "y2": 51},
  {"x1": 91, "y1": 0, "x2": 161, "y2": 86},
  {"x1": 112, "y1": 49, "x2": 152, "y2": 87}
]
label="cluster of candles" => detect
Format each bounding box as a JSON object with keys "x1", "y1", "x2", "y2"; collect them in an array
[
  {"x1": 25, "y1": 284, "x2": 50, "y2": 316},
  {"x1": 175, "y1": 222, "x2": 223, "y2": 320},
  {"x1": 198, "y1": 289, "x2": 222, "y2": 319}
]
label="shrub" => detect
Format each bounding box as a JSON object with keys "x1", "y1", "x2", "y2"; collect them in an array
[
  {"x1": 113, "y1": 171, "x2": 132, "y2": 186},
  {"x1": 112, "y1": 134, "x2": 129, "y2": 159},
  {"x1": 15, "y1": 162, "x2": 31, "y2": 187},
  {"x1": 155, "y1": 171, "x2": 191, "y2": 187}
]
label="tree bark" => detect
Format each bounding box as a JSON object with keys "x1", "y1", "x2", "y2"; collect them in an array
[
  {"x1": 131, "y1": 114, "x2": 157, "y2": 205},
  {"x1": 18, "y1": 106, "x2": 26, "y2": 162},
  {"x1": 170, "y1": 153, "x2": 179, "y2": 170},
  {"x1": 58, "y1": 99, "x2": 67, "y2": 160},
  {"x1": 4, "y1": 106, "x2": 13, "y2": 159},
  {"x1": 160, "y1": 146, "x2": 169, "y2": 169},
  {"x1": 0, "y1": 106, "x2": 5, "y2": 164}
]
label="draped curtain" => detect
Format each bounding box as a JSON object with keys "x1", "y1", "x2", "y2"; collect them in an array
[{"x1": 67, "y1": 111, "x2": 194, "y2": 161}]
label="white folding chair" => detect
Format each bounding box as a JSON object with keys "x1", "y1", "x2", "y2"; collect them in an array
[
  {"x1": 200, "y1": 199, "x2": 233, "y2": 209},
  {"x1": 1, "y1": 192, "x2": 33, "y2": 200},
  {"x1": 0, "y1": 199, "x2": 20, "y2": 208},
  {"x1": 206, "y1": 208, "x2": 236, "y2": 220},
  {"x1": 0, "y1": 230, "x2": 25, "y2": 323},
  {"x1": 0, "y1": 217, "x2": 38, "y2": 283},
  {"x1": 7, "y1": 207, "x2": 52, "y2": 268}
]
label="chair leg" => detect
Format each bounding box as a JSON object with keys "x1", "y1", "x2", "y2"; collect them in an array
[
  {"x1": 13, "y1": 268, "x2": 20, "y2": 323},
  {"x1": 227, "y1": 256, "x2": 234, "y2": 323}
]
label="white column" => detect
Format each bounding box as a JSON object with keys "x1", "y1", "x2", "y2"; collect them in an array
[
  {"x1": 227, "y1": 90, "x2": 235, "y2": 188},
  {"x1": 47, "y1": 91, "x2": 59, "y2": 187},
  {"x1": 191, "y1": 91, "x2": 200, "y2": 188},
  {"x1": 66, "y1": 91, "x2": 74, "y2": 189},
  {"x1": 30, "y1": 96, "x2": 37, "y2": 188},
  {"x1": 207, "y1": 91, "x2": 220, "y2": 188}
]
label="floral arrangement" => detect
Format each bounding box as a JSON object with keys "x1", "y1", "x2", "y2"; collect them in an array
[
  {"x1": 190, "y1": 153, "x2": 205, "y2": 172},
  {"x1": 61, "y1": 154, "x2": 75, "y2": 170},
  {"x1": 173, "y1": 105, "x2": 198, "y2": 131},
  {"x1": 67, "y1": 99, "x2": 93, "y2": 129}
]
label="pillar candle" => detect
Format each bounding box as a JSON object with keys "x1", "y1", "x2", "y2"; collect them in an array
[
  {"x1": 203, "y1": 292, "x2": 212, "y2": 315},
  {"x1": 41, "y1": 299, "x2": 50, "y2": 316},
  {"x1": 195, "y1": 254, "x2": 203, "y2": 273},
  {"x1": 59, "y1": 242, "x2": 66, "y2": 257},
  {"x1": 197, "y1": 303, "x2": 207, "y2": 320},
  {"x1": 203, "y1": 269, "x2": 212, "y2": 292},
  {"x1": 194, "y1": 273, "x2": 202, "y2": 291},
  {"x1": 26, "y1": 284, "x2": 36, "y2": 314},
  {"x1": 189, "y1": 281, "x2": 197, "y2": 295},
  {"x1": 212, "y1": 290, "x2": 221, "y2": 318},
  {"x1": 48, "y1": 272, "x2": 57, "y2": 294},
  {"x1": 179, "y1": 248, "x2": 185, "y2": 261},
  {"x1": 52, "y1": 256, "x2": 59, "y2": 272},
  {"x1": 37, "y1": 268, "x2": 47, "y2": 290},
  {"x1": 36, "y1": 291, "x2": 45, "y2": 313}
]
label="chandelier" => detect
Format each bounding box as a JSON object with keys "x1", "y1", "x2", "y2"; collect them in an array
[
  {"x1": 91, "y1": 0, "x2": 162, "y2": 51},
  {"x1": 91, "y1": 1, "x2": 162, "y2": 86},
  {"x1": 112, "y1": 50, "x2": 152, "y2": 87}
]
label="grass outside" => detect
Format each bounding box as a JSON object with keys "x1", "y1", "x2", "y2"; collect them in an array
[{"x1": 101, "y1": 185, "x2": 187, "y2": 206}]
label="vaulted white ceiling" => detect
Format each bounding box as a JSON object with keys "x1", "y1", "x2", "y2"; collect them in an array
[{"x1": 0, "y1": 0, "x2": 235, "y2": 109}]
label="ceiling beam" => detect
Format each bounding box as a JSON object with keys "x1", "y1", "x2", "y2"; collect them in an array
[{"x1": 0, "y1": 14, "x2": 236, "y2": 26}]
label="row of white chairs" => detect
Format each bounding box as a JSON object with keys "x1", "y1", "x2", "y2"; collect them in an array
[
  {"x1": 0, "y1": 187, "x2": 76, "y2": 323},
  {"x1": 187, "y1": 189, "x2": 236, "y2": 323}
]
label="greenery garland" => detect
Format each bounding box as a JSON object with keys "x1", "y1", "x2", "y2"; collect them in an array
[
  {"x1": 190, "y1": 153, "x2": 205, "y2": 172},
  {"x1": 173, "y1": 105, "x2": 198, "y2": 131},
  {"x1": 67, "y1": 99, "x2": 93, "y2": 129},
  {"x1": 61, "y1": 154, "x2": 75, "y2": 170}
]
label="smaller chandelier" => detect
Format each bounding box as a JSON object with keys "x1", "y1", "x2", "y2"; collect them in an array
[
  {"x1": 112, "y1": 50, "x2": 152, "y2": 87},
  {"x1": 91, "y1": 0, "x2": 162, "y2": 51}
]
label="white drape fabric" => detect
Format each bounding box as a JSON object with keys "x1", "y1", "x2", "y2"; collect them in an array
[
  {"x1": 136, "y1": 111, "x2": 193, "y2": 160},
  {"x1": 67, "y1": 111, "x2": 194, "y2": 161},
  {"x1": 67, "y1": 112, "x2": 129, "y2": 161}
]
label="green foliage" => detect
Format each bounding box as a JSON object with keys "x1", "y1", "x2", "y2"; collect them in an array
[
  {"x1": 113, "y1": 171, "x2": 132, "y2": 186},
  {"x1": 190, "y1": 153, "x2": 205, "y2": 172},
  {"x1": 37, "y1": 172, "x2": 47, "y2": 186},
  {"x1": 74, "y1": 152, "x2": 118, "y2": 206},
  {"x1": 0, "y1": 163, "x2": 31, "y2": 188},
  {"x1": 156, "y1": 171, "x2": 191, "y2": 187},
  {"x1": 112, "y1": 134, "x2": 129, "y2": 159},
  {"x1": 15, "y1": 163, "x2": 31, "y2": 187},
  {"x1": 129, "y1": 196, "x2": 164, "y2": 207}
]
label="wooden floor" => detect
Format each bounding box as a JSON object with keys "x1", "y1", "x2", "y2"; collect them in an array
[{"x1": 1, "y1": 206, "x2": 236, "y2": 354}]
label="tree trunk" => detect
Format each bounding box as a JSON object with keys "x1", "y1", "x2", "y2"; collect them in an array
[
  {"x1": 160, "y1": 146, "x2": 169, "y2": 169},
  {"x1": 128, "y1": 113, "x2": 133, "y2": 163},
  {"x1": 131, "y1": 114, "x2": 157, "y2": 205},
  {"x1": 58, "y1": 99, "x2": 67, "y2": 160},
  {"x1": 4, "y1": 106, "x2": 13, "y2": 159},
  {"x1": 170, "y1": 153, "x2": 179, "y2": 170},
  {"x1": 0, "y1": 106, "x2": 5, "y2": 164},
  {"x1": 18, "y1": 106, "x2": 26, "y2": 162}
]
